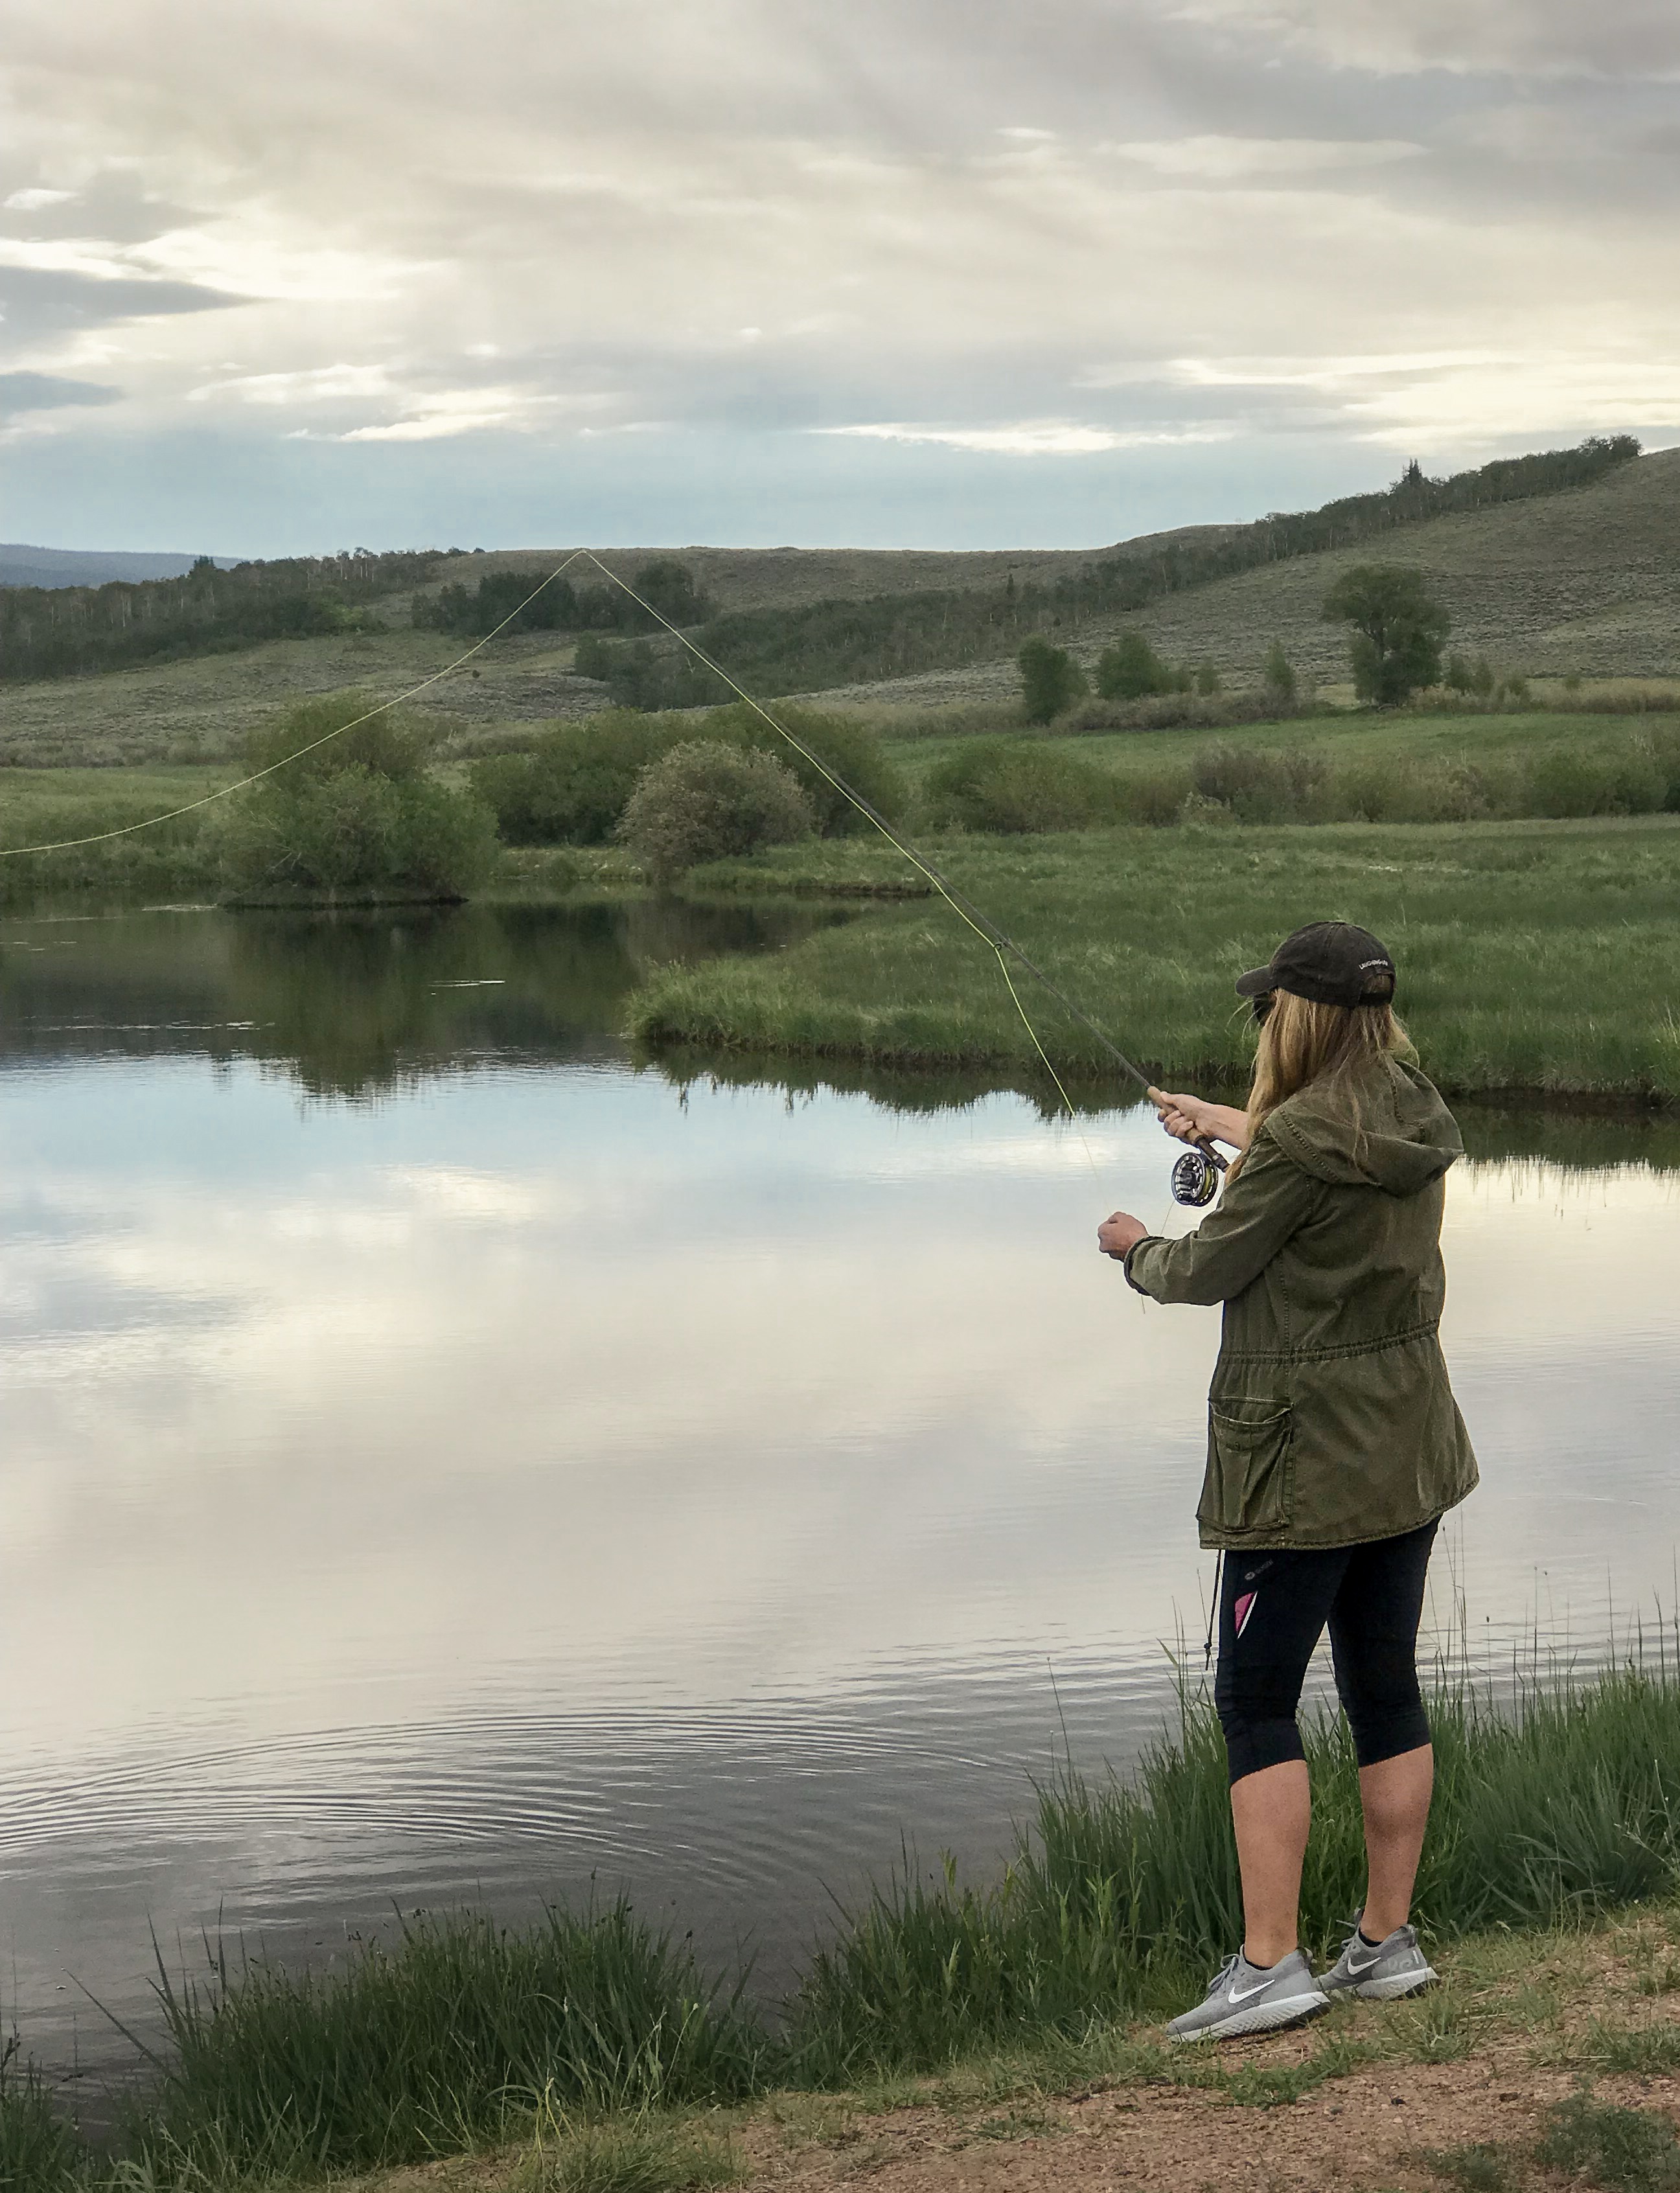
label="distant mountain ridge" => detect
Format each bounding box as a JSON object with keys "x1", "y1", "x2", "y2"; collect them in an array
[{"x1": 0, "y1": 544, "x2": 236, "y2": 590}]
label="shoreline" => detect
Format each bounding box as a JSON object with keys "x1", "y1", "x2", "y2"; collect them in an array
[{"x1": 16, "y1": 1657, "x2": 1680, "y2": 2189}]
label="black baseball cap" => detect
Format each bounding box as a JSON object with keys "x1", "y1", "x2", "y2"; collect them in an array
[{"x1": 1235, "y1": 922, "x2": 1396, "y2": 1010}]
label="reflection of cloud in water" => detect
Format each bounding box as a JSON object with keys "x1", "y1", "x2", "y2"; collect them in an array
[{"x1": 3, "y1": 1031, "x2": 1679, "y2": 2075}]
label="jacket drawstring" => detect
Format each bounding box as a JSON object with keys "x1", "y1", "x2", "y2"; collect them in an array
[{"x1": 1204, "y1": 1549, "x2": 1223, "y2": 1671}]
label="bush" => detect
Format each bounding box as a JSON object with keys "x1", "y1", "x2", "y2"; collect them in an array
[
  {"x1": 919, "y1": 739, "x2": 1122, "y2": 834},
  {"x1": 1443, "y1": 651, "x2": 1477, "y2": 695},
  {"x1": 698, "y1": 703, "x2": 908, "y2": 836},
  {"x1": 1095, "y1": 630, "x2": 1172, "y2": 701},
  {"x1": 223, "y1": 694, "x2": 497, "y2": 901},
  {"x1": 1261, "y1": 639, "x2": 1297, "y2": 707},
  {"x1": 244, "y1": 691, "x2": 433, "y2": 783},
  {"x1": 1190, "y1": 745, "x2": 1328, "y2": 824},
  {"x1": 617, "y1": 741, "x2": 815, "y2": 880},
  {"x1": 223, "y1": 769, "x2": 498, "y2": 901},
  {"x1": 472, "y1": 713, "x2": 687, "y2": 845},
  {"x1": 1193, "y1": 660, "x2": 1221, "y2": 697},
  {"x1": 573, "y1": 634, "x2": 614, "y2": 680},
  {"x1": 1017, "y1": 636, "x2": 1087, "y2": 724},
  {"x1": 1526, "y1": 747, "x2": 1665, "y2": 818}
]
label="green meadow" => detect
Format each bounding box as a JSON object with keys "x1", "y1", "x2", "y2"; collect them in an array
[{"x1": 628, "y1": 813, "x2": 1680, "y2": 1101}]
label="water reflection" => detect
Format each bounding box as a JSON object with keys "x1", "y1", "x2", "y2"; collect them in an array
[
  {"x1": 0, "y1": 897, "x2": 848, "y2": 1097},
  {"x1": 1, "y1": 904, "x2": 1677, "y2": 2094}
]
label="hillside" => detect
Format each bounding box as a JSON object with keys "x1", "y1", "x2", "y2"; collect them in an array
[
  {"x1": 811, "y1": 444, "x2": 1680, "y2": 709},
  {"x1": 453, "y1": 527, "x2": 1241, "y2": 616},
  {"x1": 2, "y1": 444, "x2": 1672, "y2": 765},
  {"x1": 0, "y1": 544, "x2": 234, "y2": 588}
]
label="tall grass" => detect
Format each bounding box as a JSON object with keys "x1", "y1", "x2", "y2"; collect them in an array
[
  {"x1": 0, "y1": 2038, "x2": 86, "y2": 2193},
  {"x1": 787, "y1": 1657, "x2": 1680, "y2": 2081},
  {"x1": 127, "y1": 1901, "x2": 766, "y2": 2181},
  {"x1": 16, "y1": 1656, "x2": 1680, "y2": 2179}
]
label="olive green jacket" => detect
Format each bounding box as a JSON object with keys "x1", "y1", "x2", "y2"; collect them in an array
[{"x1": 1123, "y1": 1055, "x2": 1478, "y2": 1550}]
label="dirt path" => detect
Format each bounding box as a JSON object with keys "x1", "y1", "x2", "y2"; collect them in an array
[{"x1": 367, "y1": 1911, "x2": 1680, "y2": 2193}]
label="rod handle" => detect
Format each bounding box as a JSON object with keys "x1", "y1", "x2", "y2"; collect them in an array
[{"x1": 1145, "y1": 1085, "x2": 1228, "y2": 1174}]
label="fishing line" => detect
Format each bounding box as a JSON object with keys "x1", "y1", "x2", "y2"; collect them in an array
[
  {"x1": 567, "y1": 552, "x2": 1226, "y2": 1192},
  {"x1": 1, "y1": 545, "x2": 1228, "y2": 1192}
]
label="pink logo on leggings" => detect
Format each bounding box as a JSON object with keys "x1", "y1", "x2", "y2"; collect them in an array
[{"x1": 1234, "y1": 1590, "x2": 1258, "y2": 1639}]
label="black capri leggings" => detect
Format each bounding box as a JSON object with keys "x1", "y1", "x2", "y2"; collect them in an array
[{"x1": 1214, "y1": 1519, "x2": 1439, "y2": 1785}]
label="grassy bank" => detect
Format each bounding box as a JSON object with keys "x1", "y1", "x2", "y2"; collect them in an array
[
  {"x1": 0, "y1": 766, "x2": 235, "y2": 903},
  {"x1": 15, "y1": 1655, "x2": 1680, "y2": 2188},
  {"x1": 628, "y1": 816, "x2": 1680, "y2": 1100}
]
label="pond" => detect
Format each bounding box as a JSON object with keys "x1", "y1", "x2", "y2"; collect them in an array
[{"x1": 3, "y1": 899, "x2": 1678, "y2": 2093}]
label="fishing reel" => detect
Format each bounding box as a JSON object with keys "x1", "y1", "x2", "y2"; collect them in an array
[{"x1": 1170, "y1": 1144, "x2": 1226, "y2": 1208}]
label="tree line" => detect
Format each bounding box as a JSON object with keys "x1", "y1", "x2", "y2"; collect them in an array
[
  {"x1": 0, "y1": 550, "x2": 444, "y2": 682},
  {"x1": 1, "y1": 434, "x2": 1638, "y2": 689}
]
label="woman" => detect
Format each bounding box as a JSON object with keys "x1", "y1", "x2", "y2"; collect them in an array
[{"x1": 1097, "y1": 921, "x2": 1477, "y2": 2043}]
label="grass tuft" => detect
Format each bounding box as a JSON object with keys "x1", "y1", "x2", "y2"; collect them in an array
[
  {"x1": 0, "y1": 2036, "x2": 88, "y2": 2192},
  {"x1": 1538, "y1": 2086, "x2": 1680, "y2": 2192},
  {"x1": 128, "y1": 1901, "x2": 767, "y2": 2181},
  {"x1": 1416, "y1": 2141, "x2": 1520, "y2": 2192}
]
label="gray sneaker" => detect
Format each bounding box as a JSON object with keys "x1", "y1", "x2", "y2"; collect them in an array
[
  {"x1": 1164, "y1": 1949, "x2": 1329, "y2": 2043},
  {"x1": 1320, "y1": 1917, "x2": 1437, "y2": 2000}
]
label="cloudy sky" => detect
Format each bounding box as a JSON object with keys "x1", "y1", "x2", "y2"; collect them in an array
[{"x1": 2, "y1": 0, "x2": 1677, "y2": 553}]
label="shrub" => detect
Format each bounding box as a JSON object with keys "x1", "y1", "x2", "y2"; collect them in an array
[
  {"x1": 1190, "y1": 744, "x2": 1327, "y2": 824},
  {"x1": 1114, "y1": 766, "x2": 1193, "y2": 826},
  {"x1": 223, "y1": 769, "x2": 498, "y2": 901},
  {"x1": 224, "y1": 694, "x2": 497, "y2": 901},
  {"x1": 1261, "y1": 639, "x2": 1297, "y2": 707},
  {"x1": 617, "y1": 741, "x2": 815, "y2": 880},
  {"x1": 1193, "y1": 660, "x2": 1221, "y2": 697},
  {"x1": 1017, "y1": 636, "x2": 1087, "y2": 724},
  {"x1": 573, "y1": 634, "x2": 614, "y2": 680},
  {"x1": 1444, "y1": 652, "x2": 1477, "y2": 695},
  {"x1": 244, "y1": 691, "x2": 433, "y2": 783},
  {"x1": 1095, "y1": 630, "x2": 1172, "y2": 701},
  {"x1": 472, "y1": 713, "x2": 687, "y2": 845},
  {"x1": 1526, "y1": 748, "x2": 1665, "y2": 818},
  {"x1": 919, "y1": 739, "x2": 1121, "y2": 834},
  {"x1": 699, "y1": 702, "x2": 908, "y2": 836}
]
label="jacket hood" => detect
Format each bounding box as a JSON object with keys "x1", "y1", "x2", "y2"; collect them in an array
[{"x1": 1265, "y1": 1055, "x2": 1462, "y2": 1195}]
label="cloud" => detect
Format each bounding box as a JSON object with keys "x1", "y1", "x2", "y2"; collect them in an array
[
  {"x1": 818, "y1": 420, "x2": 1236, "y2": 454},
  {"x1": 1103, "y1": 134, "x2": 1424, "y2": 178},
  {"x1": 1, "y1": 0, "x2": 1678, "y2": 546},
  {"x1": 1168, "y1": 0, "x2": 1680, "y2": 76},
  {"x1": 0, "y1": 369, "x2": 120, "y2": 415}
]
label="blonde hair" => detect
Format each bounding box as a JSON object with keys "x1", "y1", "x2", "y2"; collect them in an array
[{"x1": 1229, "y1": 989, "x2": 1409, "y2": 1177}]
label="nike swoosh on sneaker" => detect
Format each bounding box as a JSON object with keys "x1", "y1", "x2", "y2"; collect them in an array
[{"x1": 1228, "y1": 1975, "x2": 1280, "y2": 2003}]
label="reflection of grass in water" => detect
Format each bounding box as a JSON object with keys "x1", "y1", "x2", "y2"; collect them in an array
[
  {"x1": 17, "y1": 1653, "x2": 1680, "y2": 2181},
  {"x1": 630, "y1": 815, "x2": 1680, "y2": 1099}
]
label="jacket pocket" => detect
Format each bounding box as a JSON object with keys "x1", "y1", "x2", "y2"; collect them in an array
[{"x1": 1201, "y1": 1401, "x2": 1294, "y2": 1535}]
